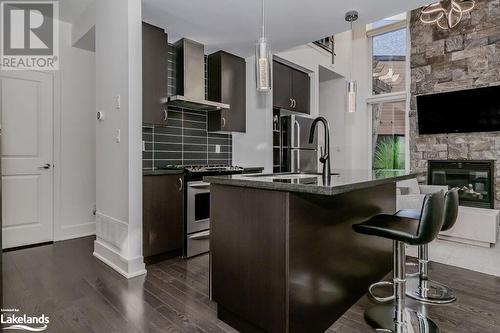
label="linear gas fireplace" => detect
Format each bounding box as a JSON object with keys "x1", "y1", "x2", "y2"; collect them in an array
[{"x1": 428, "y1": 160, "x2": 495, "y2": 209}]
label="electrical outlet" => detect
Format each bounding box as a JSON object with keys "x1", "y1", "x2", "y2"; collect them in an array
[
  {"x1": 215, "y1": 145, "x2": 221, "y2": 153},
  {"x1": 115, "y1": 129, "x2": 121, "y2": 143}
]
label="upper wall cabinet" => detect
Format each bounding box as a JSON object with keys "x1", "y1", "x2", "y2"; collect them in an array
[
  {"x1": 208, "y1": 51, "x2": 246, "y2": 133},
  {"x1": 142, "y1": 22, "x2": 168, "y2": 126},
  {"x1": 272, "y1": 60, "x2": 310, "y2": 114}
]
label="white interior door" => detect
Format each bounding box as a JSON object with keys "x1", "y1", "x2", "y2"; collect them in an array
[{"x1": 1, "y1": 71, "x2": 54, "y2": 249}]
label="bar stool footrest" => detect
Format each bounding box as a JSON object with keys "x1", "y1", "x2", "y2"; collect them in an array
[
  {"x1": 365, "y1": 304, "x2": 440, "y2": 333},
  {"x1": 368, "y1": 281, "x2": 395, "y2": 303},
  {"x1": 406, "y1": 277, "x2": 457, "y2": 304}
]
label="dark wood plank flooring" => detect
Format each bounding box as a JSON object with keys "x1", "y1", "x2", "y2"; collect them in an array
[{"x1": 3, "y1": 236, "x2": 500, "y2": 332}]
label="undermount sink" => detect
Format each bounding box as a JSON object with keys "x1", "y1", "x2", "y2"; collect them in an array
[{"x1": 267, "y1": 174, "x2": 320, "y2": 180}]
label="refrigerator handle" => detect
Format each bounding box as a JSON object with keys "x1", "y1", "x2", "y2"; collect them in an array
[
  {"x1": 294, "y1": 119, "x2": 301, "y2": 149},
  {"x1": 297, "y1": 149, "x2": 300, "y2": 171}
]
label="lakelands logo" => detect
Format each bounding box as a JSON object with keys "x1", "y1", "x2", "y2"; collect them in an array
[
  {"x1": 0, "y1": 0, "x2": 59, "y2": 70},
  {"x1": 1, "y1": 308, "x2": 49, "y2": 331}
]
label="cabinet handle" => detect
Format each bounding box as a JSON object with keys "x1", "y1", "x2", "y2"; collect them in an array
[
  {"x1": 289, "y1": 98, "x2": 293, "y2": 108},
  {"x1": 178, "y1": 178, "x2": 183, "y2": 191},
  {"x1": 222, "y1": 117, "x2": 226, "y2": 127},
  {"x1": 163, "y1": 108, "x2": 168, "y2": 121}
]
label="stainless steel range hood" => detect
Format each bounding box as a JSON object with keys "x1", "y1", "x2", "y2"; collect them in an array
[{"x1": 166, "y1": 38, "x2": 229, "y2": 111}]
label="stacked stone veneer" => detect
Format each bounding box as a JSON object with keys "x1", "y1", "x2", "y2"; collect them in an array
[{"x1": 410, "y1": 0, "x2": 500, "y2": 207}]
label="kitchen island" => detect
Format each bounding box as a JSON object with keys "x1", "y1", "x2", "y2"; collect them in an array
[{"x1": 205, "y1": 170, "x2": 420, "y2": 333}]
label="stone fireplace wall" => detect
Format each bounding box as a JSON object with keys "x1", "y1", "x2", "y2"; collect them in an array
[{"x1": 409, "y1": 0, "x2": 500, "y2": 207}]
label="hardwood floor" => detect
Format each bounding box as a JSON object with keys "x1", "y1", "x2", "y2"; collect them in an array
[{"x1": 3, "y1": 236, "x2": 500, "y2": 332}]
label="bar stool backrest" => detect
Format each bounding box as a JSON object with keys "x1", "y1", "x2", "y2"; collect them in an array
[
  {"x1": 416, "y1": 190, "x2": 445, "y2": 245},
  {"x1": 442, "y1": 188, "x2": 459, "y2": 232}
]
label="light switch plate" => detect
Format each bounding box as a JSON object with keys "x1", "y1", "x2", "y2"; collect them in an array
[
  {"x1": 115, "y1": 95, "x2": 121, "y2": 109},
  {"x1": 215, "y1": 145, "x2": 221, "y2": 153}
]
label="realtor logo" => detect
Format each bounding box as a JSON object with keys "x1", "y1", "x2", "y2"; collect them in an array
[{"x1": 0, "y1": 0, "x2": 59, "y2": 70}]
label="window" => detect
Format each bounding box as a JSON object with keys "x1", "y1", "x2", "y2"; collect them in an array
[
  {"x1": 372, "y1": 101, "x2": 406, "y2": 170},
  {"x1": 372, "y1": 28, "x2": 407, "y2": 95},
  {"x1": 367, "y1": 13, "x2": 408, "y2": 171}
]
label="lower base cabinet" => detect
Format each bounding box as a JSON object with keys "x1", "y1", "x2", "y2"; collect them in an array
[{"x1": 143, "y1": 174, "x2": 184, "y2": 259}]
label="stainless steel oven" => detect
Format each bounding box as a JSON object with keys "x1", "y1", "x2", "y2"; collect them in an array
[{"x1": 186, "y1": 181, "x2": 211, "y2": 257}]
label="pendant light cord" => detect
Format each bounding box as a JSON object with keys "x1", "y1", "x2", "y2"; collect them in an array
[
  {"x1": 349, "y1": 21, "x2": 353, "y2": 81},
  {"x1": 261, "y1": 0, "x2": 265, "y2": 38}
]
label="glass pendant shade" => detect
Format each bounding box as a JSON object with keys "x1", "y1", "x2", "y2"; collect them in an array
[
  {"x1": 346, "y1": 80, "x2": 357, "y2": 113},
  {"x1": 256, "y1": 37, "x2": 272, "y2": 92}
]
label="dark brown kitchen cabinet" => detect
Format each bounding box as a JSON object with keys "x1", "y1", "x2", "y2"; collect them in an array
[
  {"x1": 142, "y1": 22, "x2": 168, "y2": 125},
  {"x1": 207, "y1": 51, "x2": 246, "y2": 132},
  {"x1": 273, "y1": 61, "x2": 293, "y2": 110},
  {"x1": 272, "y1": 60, "x2": 310, "y2": 114},
  {"x1": 143, "y1": 174, "x2": 184, "y2": 259}
]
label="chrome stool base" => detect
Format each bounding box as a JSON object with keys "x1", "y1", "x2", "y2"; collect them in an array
[
  {"x1": 365, "y1": 304, "x2": 440, "y2": 333},
  {"x1": 406, "y1": 277, "x2": 456, "y2": 304}
]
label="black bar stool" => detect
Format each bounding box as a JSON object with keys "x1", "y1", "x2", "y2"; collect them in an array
[
  {"x1": 353, "y1": 190, "x2": 445, "y2": 333},
  {"x1": 397, "y1": 188, "x2": 459, "y2": 304}
]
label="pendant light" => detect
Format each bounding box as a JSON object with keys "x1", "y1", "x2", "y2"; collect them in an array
[
  {"x1": 256, "y1": 0, "x2": 272, "y2": 92},
  {"x1": 420, "y1": 0, "x2": 475, "y2": 30},
  {"x1": 345, "y1": 10, "x2": 358, "y2": 113}
]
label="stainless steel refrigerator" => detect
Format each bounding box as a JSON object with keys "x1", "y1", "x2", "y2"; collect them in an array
[{"x1": 280, "y1": 114, "x2": 318, "y2": 173}]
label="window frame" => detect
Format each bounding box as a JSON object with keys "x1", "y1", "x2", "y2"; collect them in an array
[{"x1": 366, "y1": 14, "x2": 410, "y2": 171}]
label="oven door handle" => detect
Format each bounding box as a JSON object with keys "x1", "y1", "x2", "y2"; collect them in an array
[
  {"x1": 188, "y1": 182, "x2": 211, "y2": 189},
  {"x1": 189, "y1": 230, "x2": 210, "y2": 240}
]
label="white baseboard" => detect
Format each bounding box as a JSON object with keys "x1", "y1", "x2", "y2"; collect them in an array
[
  {"x1": 438, "y1": 234, "x2": 490, "y2": 248},
  {"x1": 93, "y1": 238, "x2": 146, "y2": 279},
  {"x1": 56, "y1": 221, "x2": 96, "y2": 241},
  {"x1": 407, "y1": 239, "x2": 500, "y2": 277},
  {"x1": 439, "y1": 206, "x2": 499, "y2": 247}
]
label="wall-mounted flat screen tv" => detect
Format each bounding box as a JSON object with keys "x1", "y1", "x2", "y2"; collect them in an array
[{"x1": 417, "y1": 85, "x2": 500, "y2": 134}]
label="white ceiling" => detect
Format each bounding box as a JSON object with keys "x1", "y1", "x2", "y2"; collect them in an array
[
  {"x1": 142, "y1": 0, "x2": 429, "y2": 57},
  {"x1": 59, "y1": 0, "x2": 94, "y2": 23}
]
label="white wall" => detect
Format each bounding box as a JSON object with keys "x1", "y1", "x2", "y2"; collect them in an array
[
  {"x1": 319, "y1": 73, "x2": 347, "y2": 170},
  {"x1": 347, "y1": 27, "x2": 371, "y2": 170},
  {"x1": 233, "y1": 34, "x2": 372, "y2": 173},
  {"x1": 233, "y1": 44, "x2": 336, "y2": 172},
  {"x1": 318, "y1": 28, "x2": 371, "y2": 171},
  {"x1": 93, "y1": 0, "x2": 145, "y2": 278},
  {"x1": 71, "y1": 1, "x2": 96, "y2": 50},
  {"x1": 53, "y1": 20, "x2": 96, "y2": 241},
  {"x1": 232, "y1": 58, "x2": 274, "y2": 171}
]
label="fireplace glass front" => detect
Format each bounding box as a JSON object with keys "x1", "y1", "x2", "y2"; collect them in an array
[{"x1": 428, "y1": 160, "x2": 495, "y2": 209}]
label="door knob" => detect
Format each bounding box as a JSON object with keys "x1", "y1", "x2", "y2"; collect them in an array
[{"x1": 38, "y1": 163, "x2": 51, "y2": 170}]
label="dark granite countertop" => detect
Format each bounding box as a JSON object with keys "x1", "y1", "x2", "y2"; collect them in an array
[
  {"x1": 143, "y1": 169, "x2": 185, "y2": 176},
  {"x1": 205, "y1": 169, "x2": 422, "y2": 196}
]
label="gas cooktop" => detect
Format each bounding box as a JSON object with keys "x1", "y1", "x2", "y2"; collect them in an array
[
  {"x1": 156, "y1": 165, "x2": 244, "y2": 173},
  {"x1": 185, "y1": 165, "x2": 244, "y2": 173}
]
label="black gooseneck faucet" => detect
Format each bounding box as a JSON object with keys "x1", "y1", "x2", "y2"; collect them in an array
[{"x1": 309, "y1": 117, "x2": 331, "y2": 181}]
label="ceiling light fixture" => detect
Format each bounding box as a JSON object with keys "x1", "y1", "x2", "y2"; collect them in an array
[
  {"x1": 420, "y1": 0, "x2": 475, "y2": 30},
  {"x1": 255, "y1": 0, "x2": 272, "y2": 92},
  {"x1": 345, "y1": 10, "x2": 358, "y2": 113}
]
